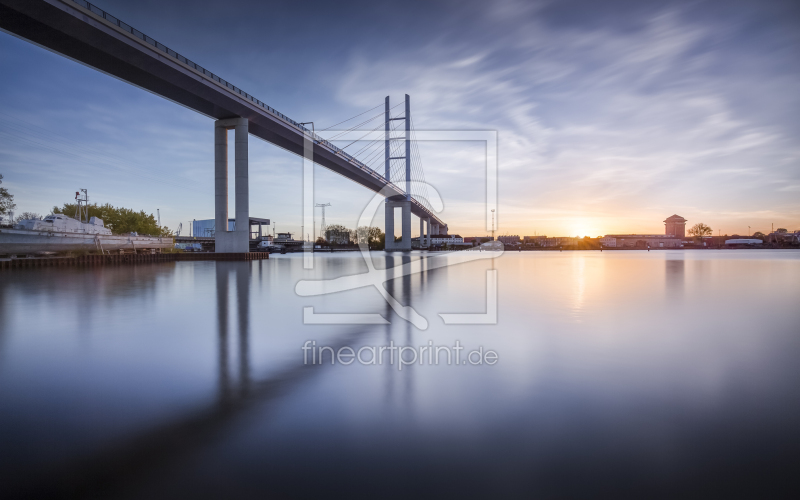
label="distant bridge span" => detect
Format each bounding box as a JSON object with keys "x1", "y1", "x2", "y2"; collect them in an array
[{"x1": 0, "y1": 0, "x2": 446, "y2": 251}]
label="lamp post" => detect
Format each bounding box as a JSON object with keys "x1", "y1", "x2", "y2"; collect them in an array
[
  {"x1": 299, "y1": 122, "x2": 314, "y2": 135},
  {"x1": 491, "y1": 209, "x2": 495, "y2": 241}
]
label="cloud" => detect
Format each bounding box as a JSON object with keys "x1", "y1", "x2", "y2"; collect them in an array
[
  {"x1": 323, "y1": 3, "x2": 799, "y2": 234},
  {"x1": 0, "y1": 0, "x2": 797, "y2": 235}
]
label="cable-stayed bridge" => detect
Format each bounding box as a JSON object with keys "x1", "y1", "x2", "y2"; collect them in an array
[{"x1": 0, "y1": 0, "x2": 446, "y2": 252}]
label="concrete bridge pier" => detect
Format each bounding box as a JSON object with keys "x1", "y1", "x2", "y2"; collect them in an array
[
  {"x1": 385, "y1": 200, "x2": 411, "y2": 252},
  {"x1": 420, "y1": 217, "x2": 431, "y2": 248},
  {"x1": 427, "y1": 218, "x2": 432, "y2": 246},
  {"x1": 215, "y1": 117, "x2": 249, "y2": 253}
]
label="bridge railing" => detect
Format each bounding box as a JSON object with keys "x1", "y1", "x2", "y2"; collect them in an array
[{"x1": 70, "y1": 0, "x2": 435, "y2": 213}]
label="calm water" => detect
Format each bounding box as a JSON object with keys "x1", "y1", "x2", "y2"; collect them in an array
[{"x1": 1, "y1": 250, "x2": 799, "y2": 498}]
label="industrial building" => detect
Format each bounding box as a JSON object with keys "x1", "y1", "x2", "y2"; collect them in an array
[
  {"x1": 192, "y1": 217, "x2": 271, "y2": 239},
  {"x1": 325, "y1": 229, "x2": 351, "y2": 245},
  {"x1": 598, "y1": 236, "x2": 617, "y2": 247},
  {"x1": 523, "y1": 236, "x2": 578, "y2": 247},
  {"x1": 600, "y1": 214, "x2": 688, "y2": 248},
  {"x1": 603, "y1": 235, "x2": 682, "y2": 248},
  {"x1": 498, "y1": 235, "x2": 521, "y2": 245},
  {"x1": 180, "y1": 217, "x2": 271, "y2": 252},
  {"x1": 431, "y1": 234, "x2": 465, "y2": 245},
  {"x1": 766, "y1": 230, "x2": 800, "y2": 245},
  {"x1": 464, "y1": 236, "x2": 493, "y2": 245}
]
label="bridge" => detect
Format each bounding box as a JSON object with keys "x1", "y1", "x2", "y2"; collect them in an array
[{"x1": 0, "y1": 0, "x2": 447, "y2": 252}]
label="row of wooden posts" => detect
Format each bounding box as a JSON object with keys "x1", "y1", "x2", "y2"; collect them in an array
[{"x1": 0, "y1": 252, "x2": 269, "y2": 270}]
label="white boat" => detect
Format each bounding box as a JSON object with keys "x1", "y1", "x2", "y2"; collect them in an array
[{"x1": 0, "y1": 190, "x2": 172, "y2": 255}]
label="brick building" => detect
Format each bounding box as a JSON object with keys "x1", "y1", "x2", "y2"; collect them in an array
[{"x1": 664, "y1": 214, "x2": 687, "y2": 238}]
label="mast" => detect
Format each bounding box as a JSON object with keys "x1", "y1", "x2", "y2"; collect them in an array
[{"x1": 74, "y1": 189, "x2": 88, "y2": 223}]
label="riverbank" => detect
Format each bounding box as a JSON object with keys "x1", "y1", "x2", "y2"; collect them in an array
[{"x1": 0, "y1": 251, "x2": 268, "y2": 270}]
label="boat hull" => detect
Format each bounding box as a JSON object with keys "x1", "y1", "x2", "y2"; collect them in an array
[{"x1": 0, "y1": 228, "x2": 173, "y2": 254}]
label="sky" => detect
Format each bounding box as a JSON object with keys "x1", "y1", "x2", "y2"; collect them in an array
[{"x1": 0, "y1": 0, "x2": 798, "y2": 238}]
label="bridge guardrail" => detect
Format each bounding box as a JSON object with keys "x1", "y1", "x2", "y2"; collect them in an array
[{"x1": 69, "y1": 0, "x2": 438, "y2": 219}]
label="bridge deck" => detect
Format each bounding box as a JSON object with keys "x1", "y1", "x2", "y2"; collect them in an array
[{"x1": 0, "y1": 0, "x2": 445, "y2": 227}]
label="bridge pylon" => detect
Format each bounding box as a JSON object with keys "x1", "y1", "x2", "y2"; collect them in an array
[{"x1": 384, "y1": 94, "x2": 413, "y2": 252}]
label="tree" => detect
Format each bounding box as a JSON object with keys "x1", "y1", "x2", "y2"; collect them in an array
[
  {"x1": 369, "y1": 227, "x2": 382, "y2": 237},
  {"x1": 776, "y1": 228, "x2": 788, "y2": 233},
  {"x1": 52, "y1": 202, "x2": 172, "y2": 236},
  {"x1": 356, "y1": 226, "x2": 383, "y2": 246},
  {"x1": 752, "y1": 231, "x2": 766, "y2": 240},
  {"x1": 0, "y1": 174, "x2": 15, "y2": 217},
  {"x1": 688, "y1": 223, "x2": 712, "y2": 239},
  {"x1": 14, "y1": 212, "x2": 43, "y2": 223},
  {"x1": 324, "y1": 224, "x2": 353, "y2": 245}
]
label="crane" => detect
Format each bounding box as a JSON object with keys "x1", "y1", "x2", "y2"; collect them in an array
[
  {"x1": 175, "y1": 222, "x2": 182, "y2": 237},
  {"x1": 315, "y1": 202, "x2": 331, "y2": 239}
]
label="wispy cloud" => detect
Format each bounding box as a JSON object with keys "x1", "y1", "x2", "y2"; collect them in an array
[
  {"x1": 324, "y1": 2, "x2": 799, "y2": 234},
  {"x1": 0, "y1": 0, "x2": 797, "y2": 235}
]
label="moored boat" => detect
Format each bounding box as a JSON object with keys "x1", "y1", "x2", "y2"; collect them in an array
[{"x1": 0, "y1": 191, "x2": 172, "y2": 255}]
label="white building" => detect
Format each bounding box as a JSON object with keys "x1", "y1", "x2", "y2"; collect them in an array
[
  {"x1": 725, "y1": 238, "x2": 763, "y2": 245},
  {"x1": 431, "y1": 235, "x2": 467, "y2": 246},
  {"x1": 599, "y1": 236, "x2": 616, "y2": 247},
  {"x1": 527, "y1": 236, "x2": 578, "y2": 247},
  {"x1": 605, "y1": 234, "x2": 682, "y2": 248},
  {"x1": 498, "y1": 235, "x2": 521, "y2": 245}
]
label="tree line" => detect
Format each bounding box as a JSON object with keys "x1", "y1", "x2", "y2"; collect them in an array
[
  {"x1": 51, "y1": 202, "x2": 172, "y2": 236},
  {"x1": 318, "y1": 224, "x2": 385, "y2": 249},
  {"x1": 0, "y1": 174, "x2": 14, "y2": 219},
  {"x1": 0, "y1": 176, "x2": 171, "y2": 236},
  {"x1": 688, "y1": 222, "x2": 788, "y2": 240}
]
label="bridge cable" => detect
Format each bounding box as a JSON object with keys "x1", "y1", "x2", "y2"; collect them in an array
[
  {"x1": 324, "y1": 111, "x2": 384, "y2": 142},
  {"x1": 365, "y1": 112, "x2": 404, "y2": 174},
  {"x1": 338, "y1": 120, "x2": 387, "y2": 151},
  {"x1": 318, "y1": 102, "x2": 383, "y2": 132},
  {"x1": 317, "y1": 100, "x2": 404, "y2": 135}
]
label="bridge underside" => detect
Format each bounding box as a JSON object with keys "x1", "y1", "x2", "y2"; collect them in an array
[{"x1": 0, "y1": 0, "x2": 446, "y2": 251}]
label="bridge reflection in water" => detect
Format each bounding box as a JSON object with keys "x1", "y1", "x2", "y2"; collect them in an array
[
  {"x1": 1, "y1": 259, "x2": 381, "y2": 498},
  {"x1": 1, "y1": 253, "x2": 799, "y2": 498}
]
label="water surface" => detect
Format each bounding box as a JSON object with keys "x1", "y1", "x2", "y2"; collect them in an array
[{"x1": 1, "y1": 251, "x2": 799, "y2": 498}]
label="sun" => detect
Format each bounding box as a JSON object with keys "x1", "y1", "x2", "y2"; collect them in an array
[{"x1": 567, "y1": 219, "x2": 604, "y2": 238}]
